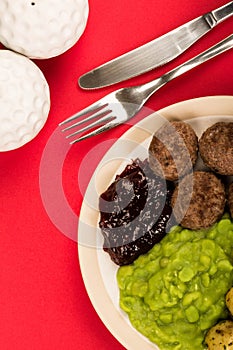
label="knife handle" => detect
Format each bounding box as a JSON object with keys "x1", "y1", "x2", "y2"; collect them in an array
[{"x1": 206, "y1": 1, "x2": 233, "y2": 27}]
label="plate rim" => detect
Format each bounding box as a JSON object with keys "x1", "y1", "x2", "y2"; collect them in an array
[{"x1": 78, "y1": 95, "x2": 233, "y2": 350}]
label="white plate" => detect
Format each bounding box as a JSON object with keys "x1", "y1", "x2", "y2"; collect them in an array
[{"x1": 78, "y1": 96, "x2": 233, "y2": 350}]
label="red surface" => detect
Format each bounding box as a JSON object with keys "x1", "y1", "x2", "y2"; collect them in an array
[{"x1": 0, "y1": 1, "x2": 233, "y2": 349}]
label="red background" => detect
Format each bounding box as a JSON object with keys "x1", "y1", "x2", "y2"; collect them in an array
[{"x1": 0, "y1": 1, "x2": 233, "y2": 349}]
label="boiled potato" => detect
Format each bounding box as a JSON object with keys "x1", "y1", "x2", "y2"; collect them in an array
[
  {"x1": 226, "y1": 287, "x2": 233, "y2": 315},
  {"x1": 205, "y1": 320, "x2": 233, "y2": 349}
]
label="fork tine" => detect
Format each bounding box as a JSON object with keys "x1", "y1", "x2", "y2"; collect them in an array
[
  {"x1": 61, "y1": 105, "x2": 110, "y2": 132},
  {"x1": 66, "y1": 113, "x2": 115, "y2": 139},
  {"x1": 59, "y1": 100, "x2": 107, "y2": 126},
  {"x1": 69, "y1": 120, "x2": 119, "y2": 144}
]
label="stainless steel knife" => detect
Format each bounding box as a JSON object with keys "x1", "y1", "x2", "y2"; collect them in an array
[{"x1": 79, "y1": 1, "x2": 233, "y2": 89}]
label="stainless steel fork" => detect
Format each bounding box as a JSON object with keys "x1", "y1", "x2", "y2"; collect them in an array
[{"x1": 60, "y1": 34, "x2": 233, "y2": 144}]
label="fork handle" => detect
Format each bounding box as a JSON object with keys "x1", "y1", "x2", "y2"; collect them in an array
[
  {"x1": 143, "y1": 34, "x2": 233, "y2": 96},
  {"x1": 165, "y1": 34, "x2": 233, "y2": 83}
]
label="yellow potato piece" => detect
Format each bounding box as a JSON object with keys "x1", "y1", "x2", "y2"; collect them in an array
[
  {"x1": 226, "y1": 288, "x2": 233, "y2": 315},
  {"x1": 205, "y1": 320, "x2": 233, "y2": 349}
]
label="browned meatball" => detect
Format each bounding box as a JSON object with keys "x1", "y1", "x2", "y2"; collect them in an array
[
  {"x1": 149, "y1": 121, "x2": 198, "y2": 181},
  {"x1": 228, "y1": 183, "x2": 233, "y2": 218},
  {"x1": 199, "y1": 122, "x2": 233, "y2": 175},
  {"x1": 171, "y1": 171, "x2": 226, "y2": 230}
]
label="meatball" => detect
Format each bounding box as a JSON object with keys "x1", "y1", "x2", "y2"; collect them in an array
[
  {"x1": 199, "y1": 122, "x2": 233, "y2": 175},
  {"x1": 171, "y1": 171, "x2": 226, "y2": 230},
  {"x1": 205, "y1": 320, "x2": 233, "y2": 350},
  {"x1": 228, "y1": 183, "x2": 233, "y2": 219},
  {"x1": 148, "y1": 121, "x2": 198, "y2": 181}
]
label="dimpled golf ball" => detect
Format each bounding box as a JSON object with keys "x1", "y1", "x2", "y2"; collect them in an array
[
  {"x1": 0, "y1": 50, "x2": 50, "y2": 151},
  {"x1": 0, "y1": 0, "x2": 89, "y2": 59}
]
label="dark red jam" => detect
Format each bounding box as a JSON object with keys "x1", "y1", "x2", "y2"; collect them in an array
[{"x1": 99, "y1": 158, "x2": 175, "y2": 265}]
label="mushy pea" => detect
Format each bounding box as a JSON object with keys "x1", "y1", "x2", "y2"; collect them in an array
[{"x1": 117, "y1": 214, "x2": 233, "y2": 350}]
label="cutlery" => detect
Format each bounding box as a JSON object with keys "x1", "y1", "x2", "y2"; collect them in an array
[
  {"x1": 79, "y1": 1, "x2": 233, "y2": 89},
  {"x1": 60, "y1": 34, "x2": 233, "y2": 144}
]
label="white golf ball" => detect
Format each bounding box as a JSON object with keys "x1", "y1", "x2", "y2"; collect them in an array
[
  {"x1": 0, "y1": 50, "x2": 50, "y2": 151},
  {"x1": 0, "y1": 0, "x2": 89, "y2": 59}
]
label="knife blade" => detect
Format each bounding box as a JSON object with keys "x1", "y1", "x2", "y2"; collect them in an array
[{"x1": 79, "y1": 1, "x2": 233, "y2": 89}]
